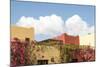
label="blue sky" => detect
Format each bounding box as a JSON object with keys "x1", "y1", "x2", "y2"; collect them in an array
[
  {"x1": 11, "y1": 0, "x2": 95, "y2": 41},
  {"x1": 11, "y1": 0, "x2": 95, "y2": 25}
]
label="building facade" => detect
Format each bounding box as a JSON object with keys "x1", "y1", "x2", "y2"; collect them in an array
[
  {"x1": 33, "y1": 39, "x2": 63, "y2": 64},
  {"x1": 79, "y1": 33, "x2": 95, "y2": 47},
  {"x1": 11, "y1": 26, "x2": 34, "y2": 41},
  {"x1": 53, "y1": 33, "x2": 80, "y2": 45}
]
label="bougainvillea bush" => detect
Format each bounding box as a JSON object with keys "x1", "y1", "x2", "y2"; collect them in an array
[
  {"x1": 11, "y1": 38, "x2": 35, "y2": 66},
  {"x1": 11, "y1": 38, "x2": 95, "y2": 66}
]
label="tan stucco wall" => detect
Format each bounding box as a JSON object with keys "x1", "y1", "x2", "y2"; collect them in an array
[
  {"x1": 30, "y1": 45, "x2": 61, "y2": 64},
  {"x1": 79, "y1": 33, "x2": 95, "y2": 47},
  {"x1": 11, "y1": 26, "x2": 34, "y2": 40},
  {"x1": 36, "y1": 46, "x2": 60, "y2": 64}
]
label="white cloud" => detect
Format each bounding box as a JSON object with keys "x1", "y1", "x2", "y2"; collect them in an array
[
  {"x1": 16, "y1": 16, "x2": 37, "y2": 27},
  {"x1": 18, "y1": 0, "x2": 95, "y2": 5},
  {"x1": 16, "y1": 14, "x2": 94, "y2": 41},
  {"x1": 38, "y1": 15, "x2": 64, "y2": 35},
  {"x1": 16, "y1": 14, "x2": 64, "y2": 40},
  {"x1": 65, "y1": 15, "x2": 94, "y2": 36}
]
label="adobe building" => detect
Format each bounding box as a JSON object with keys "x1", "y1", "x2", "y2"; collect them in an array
[
  {"x1": 30, "y1": 39, "x2": 63, "y2": 65},
  {"x1": 53, "y1": 33, "x2": 80, "y2": 45},
  {"x1": 11, "y1": 25, "x2": 34, "y2": 66},
  {"x1": 11, "y1": 26, "x2": 34, "y2": 41},
  {"x1": 79, "y1": 33, "x2": 95, "y2": 47}
]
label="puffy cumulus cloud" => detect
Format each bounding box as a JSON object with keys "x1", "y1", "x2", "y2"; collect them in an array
[
  {"x1": 16, "y1": 16, "x2": 37, "y2": 27},
  {"x1": 65, "y1": 15, "x2": 94, "y2": 36},
  {"x1": 16, "y1": 14, "x2": 64, "y2": 41},
  {"x1": 16, "y1": 14, "x2": 94, "y2": 41},
  {"x1": 38, "y1": 15, "x2": 64, "y2": 35}
]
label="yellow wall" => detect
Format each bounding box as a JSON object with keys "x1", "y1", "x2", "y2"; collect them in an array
[
  {"x1": 11, "y1": 26, "x2": 34, "y2": 40},
  {"x1": 30, "y1": 45, "x2": 61, "y2": 64},
  {"x1": 36, "y1": 46, "x2": 61, "y2": 64},
  {"x1": 79, "y1": 33, "x2": 95, "y2": 47}
]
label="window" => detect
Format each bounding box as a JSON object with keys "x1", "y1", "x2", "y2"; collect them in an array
[{"x1": 37, "y1": 60, "x2": 48, "y2": 65}]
